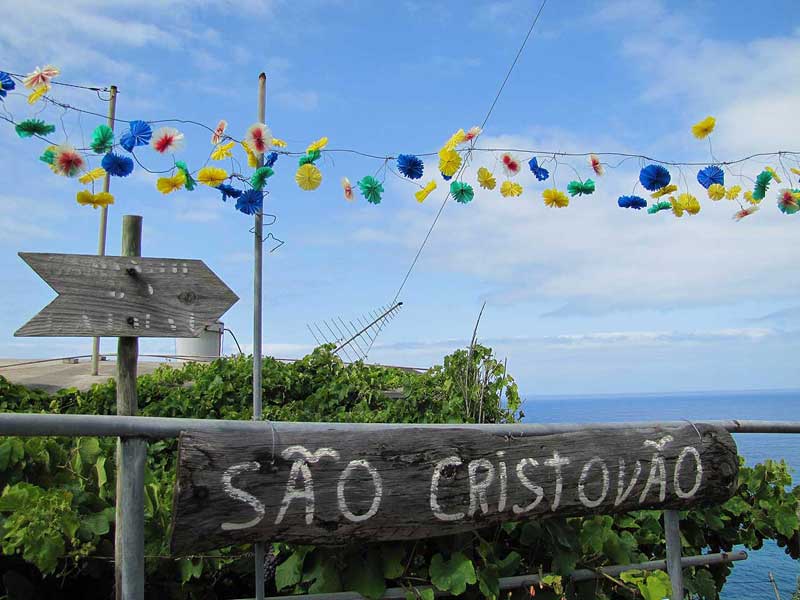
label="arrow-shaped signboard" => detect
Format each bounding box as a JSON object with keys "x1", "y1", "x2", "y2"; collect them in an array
[{"x1": 15, "y1": 252, "x2": 238, "y2": 338}]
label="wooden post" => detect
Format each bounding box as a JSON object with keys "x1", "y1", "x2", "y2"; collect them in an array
[
  {"x1": 768, "y1": 571, "x2": 782, "y2": 600},
  {"x1": 664, "y1": 509, "x2": 684, "y2": 599},
  {"x1": 115, "y1": 215, "x2": 145, "y2": 600},
  {"x1": 253, "y1": 72, "x2": 267, "y2": 600},
  {"x1": 92, "y1": 84, "x2": 118, "y2": 376}
]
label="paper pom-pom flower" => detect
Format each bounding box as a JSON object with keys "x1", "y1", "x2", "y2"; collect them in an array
[
  {"x1": 450, "y1": 181, "x2": 474, "y2": 204},
  {"x1": 156, "y1": 171, "x2": 186, "y2": 194},
  {"x1": 647, "y1": 200, "x2": 672, "y2": 214},
  {"x1": 639, "y1": 164, "x2": 671, "y2": 191},
  {"x1": 39, "y1": 146, "x2": 56, "y2": 165},
  {"x1": 542, "y1": 188, "x2": 569, "y2": 208},
  {"x1": 120, "y1": 120, "x2": 152, "y2": 152},
  {"x1": 500, "y1": 153, "x2": 521, "y2": 177},
  {"x1": 463, "y1": 126, "x2": 482, "y2": 142},
  {"x1": 358, "y1": 175, "x2": 384, "y2": 204},
  {"x1": 245, "y1": 123, "x2": 272, "y2": 155},
  {"x1": 651, "y1": 184, "x2": 677, "y2": 199},
  {"x1": 477, "y1": 167, "x2": 496, "y2": 190},
  {"x1": 528, "y1": 157, "x2": 549, "y2": 181},
  {"x1": 298, "y1": 149, "x2": 321, "y2": 166},
  {"x1": 733, "y1": 205, "x2": 759, "y2": 221},
  {"x1": 241, "y1": 141, "x2": 258, "y2": 168},
  {"x1": 53, "y1": 145, "x2": 85, "y2": 177},
  {"x1": 175, "y1": 161, "x2": 196, "y2": 191},
  {"x1": 671, "y1": 196, "x2": 686, "y2": 218},
  {"x1": 236, "y1": 190, "x2": 263, "y2": 215},
  {"x1": 342, "y1": 177, "x2": 354, "y2": 201},
  {"x1": 151, "y1": 127, "x2": 184, "y2": 154},
  {"x1": 707, "y1": 183, "x2": 726, "y2": 201},
  {"x1": 397, "y1": 154, "x2": 424, "y2": 180},
  {"x1": 415, "y1": 180, "x2": 437, "y2": 203},
  {"x1": 753, "y1": 170, "x2": 773, "y2": 200},
  {"x1": 0, "y1": 71, "x2": 15, "y2": 99},
  {"x1": 792, "y1": 167, "x2": 800, "y2": 177},
  {"x1": 438, "y1": 148, "x2": 461, "y2": 177},
  {"x1": 91, "y1": 125, "x2": 115, "y2": 154},
  {"x1": 500, "y1": 181, "x2": 523, "y2": 198},
  {"x1": 197, "y1": 166, "x2": 228, "y2": 187},
  {"x1": 76, "y1": 190, "x2": 114, "y2": 209},
  {"x1": 777, "y1": 189, "x2": 800, "y2": 215},
  {"x1": 211, "y1": 120, "x2": 227, "y2": 145},
  {"x1": 725, "y1": 185, "x2": 741, "y2": 200},
  {"x1": 15, "y1": 119, "x2": 55, "y2": 138},
  {"x1": 765, "y1": 166, "x2": 781, "y2": 184},
  {"x1": 588, "y1": 154, "x2": 604, "y2": 176},
  {"x1": 618, "y1": 195, "x2": 647, "y2": 209},
  {"x1": 264, "y1": 152, "x2": 279, "y2": 168},
  {"x1": 295, "y1": 163, "x2": 322, "y2": 191},
  {"x1": 272, "y1": 138, "x2": 287, "y2": 148},
  {"x1": 691, "y1": 116, "x2": 716, "y2": 139},
  {"x1": 443, "y1": 129, "x2": 466, "y2": 151},
  {"x1": 79, "y1": 167, "x2": 105, "y2": 184},
  {"x1": 251, "y1": 166, "x2": 274, "y2": 190},
  {"x1": 211, "y1": 141, "x2": 235, "y2": 160},
  {"x1": 306, "y1": 136, "x2": 328, "y2": 153},
  {"x1": 567, "y1": 179, "x2": 595, "y2": 197},
  {"x1": 217, "y1": 184, "x2": 242, "y2": 201},
  {"x1": 441, "y1": 173, "x2": 452, "y2": 181},
  {"x1": 744, "y1": 191, "x2": 758, "y2": 205},
  {"x1": 27, "y1": 85, "x2": 48, "y2": 105},
  {"x1": 682, "y1": 194, "x2": 701, "y2": 215},
  {"x1": 23, "y1": 65, "x2": 59, "y2": 89},
  {"x1": 697, "y1": 165, "x2": 724, "y2": 189},
  {"x1": 101, "y1": 152, "x2": 134, "y2": 177}
]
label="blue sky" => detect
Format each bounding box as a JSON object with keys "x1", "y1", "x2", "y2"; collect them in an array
[{"x1": 1, "y1": 0, "x2": 799, "y2": 395}]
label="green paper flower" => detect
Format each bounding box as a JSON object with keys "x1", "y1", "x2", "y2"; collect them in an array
[
  {"x1": 175, "y1": 161, "x2": 196, "y2": 191},
  {"x1": 752, "y1": 170, "x2": 772, "y2": 201},
  {"x1": 450, "y1": 180, "x2": 474, "y2": 204},
  {"x1": 90, "y1": 124, "x2": 115, "y2": 154},
  {"x1": 251, "y1": 166, "x2": 274, "y2": 191},
  {"x1": 39, "y1": 148, "x2": 56, "y2": 164},
  {"x1": 358, "y1": 175, "x2": 384, "y2": 204},
  {"x1": 647, "y1": 200, "x2": 672, "y2": 214},
  {"x1": 15, "y1": 118, "x2": 56, "y2": 138},
  {"x1": 567, "y1": 179, "x2": 595, "y2": 197},
  {"x1": 298, "y1": 149, "x2": 321, "y2": 166}
]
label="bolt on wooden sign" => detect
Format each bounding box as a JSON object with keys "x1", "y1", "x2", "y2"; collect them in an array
[
  {"x1": 170, "y1": 423, "x2": 738, "y2": 553},
  {"x1": 15, "y1": 253, "x2": 238, "y2": 338}
]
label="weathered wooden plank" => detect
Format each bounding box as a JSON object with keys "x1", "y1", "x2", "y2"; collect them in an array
[
  {"x1": 170, "y1": 423, "x2": 738, "y2": 553},
  {"x1": 15, "y1": 252, "x2": 238, "y2": 338}
]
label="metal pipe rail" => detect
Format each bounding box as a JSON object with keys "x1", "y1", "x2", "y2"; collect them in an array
[{"x1": 0, "y1": 413, "x2": 799, "y2": 438}]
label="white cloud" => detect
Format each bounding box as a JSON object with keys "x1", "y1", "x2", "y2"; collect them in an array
[{"x1": 274, "y1": 90, "x2": 320, "y2": 111}]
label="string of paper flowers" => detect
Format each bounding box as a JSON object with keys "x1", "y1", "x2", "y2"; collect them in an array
[{"x1": 2, "y1": 66, "x2": 800, "y2": 221}]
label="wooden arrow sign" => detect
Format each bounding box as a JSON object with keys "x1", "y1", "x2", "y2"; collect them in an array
[{"x1": 15, "y1": 252, "x2": 238, "y2": 338}]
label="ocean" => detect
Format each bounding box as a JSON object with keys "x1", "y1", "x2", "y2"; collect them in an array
[{"x1": 521, "y1": 389, "x2": 800, "y2": 599}]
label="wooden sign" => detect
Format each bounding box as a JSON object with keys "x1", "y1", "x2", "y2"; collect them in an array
[
  {"x1": 15, "y1": 252, "x2": 238, "y2": 338},
  {"x1": 170, "y1": 423, "x2": 738, "y2": 553}
]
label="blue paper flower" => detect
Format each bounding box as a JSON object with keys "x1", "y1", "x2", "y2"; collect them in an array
[
  {"x1": 397, "y1": 154, "x2": 424, "y2": 180},
  {"x1": 441, "y1": 172, "x2": 452, "y2": 181},
  {"x1": 639, "y1": 164, "x2": 671, "y2": 191},
  {"x1": 0, "y1": 71, "x2": 15, "y2": 99},
  {"x1": 618, "y1": 195, "x2": 647, "y2": 210},
  {"x1": 696, "y1": 165, "x2": 724, "y2": 189},
  {"x1": 236, "y1": 189, "x2": 262, "y2": 215},
  {"x1": 101, "y1": 152, "x2": 134, "y2": 177},
  {"x1": 218, "y1": 184, "x2": 242, "y2": 201},
  {"x1": 120, "y1": 120, "x2": 152, "y2": 152},
  {"x1": 528, "y1": 157, "x2": 549, "y2": 181},
  {"x1": 264, "y1": 152, "x2": 279, "y2": 168}
]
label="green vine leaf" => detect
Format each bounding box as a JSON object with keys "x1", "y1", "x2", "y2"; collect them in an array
[
  {"x1": 429, "y1": 552, "x2": 477, "y2": 595},
  {"x1": 276, "y1": 548, "x2": 310, "y2": 591},
  {"x1": 342, "y1": 548, "x2": 385, "y2": 599}
]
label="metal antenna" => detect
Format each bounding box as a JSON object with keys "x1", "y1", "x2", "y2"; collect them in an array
[{"x1": 306, "y1": 302, "x2": 403, "y2": 362}]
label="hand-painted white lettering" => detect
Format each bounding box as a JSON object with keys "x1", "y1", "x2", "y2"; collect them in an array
[
  {"x1": 338, "y1": 459, "x2": 383, "y2": 522},
  {"x1": 544, "y1": 451, "x2": 571, "y2": 511},
  {"x1": 578, "y1": 456, "x2": 610, "y2": 508},
  {"x1": 220, "y1": 462, "x2": 264, "y2": 531},
  {"x1": 468, "y1": 459, "x2": 496, "y2": 516},
  {"x1": 496, "y1": 451, "x2": 508, "y2": 512},
  {"x1": 640, "y1": 436, "x2": 673, "y2": 503},
  {"x1": 275, "y1": 446, "x2": 340, "y2": 525},
  {"x1": 512, "y1": 458, "x2": 543, "y2": 514},
  {"x1": 614, "y1": 457, "x2": 642, "y2": 506},
  {"x1": 430, "y1": 456, "x2": 465, "y2": 521},
  {"x1": 674, "y1": 446, "x2": 703, "y2": 499}
]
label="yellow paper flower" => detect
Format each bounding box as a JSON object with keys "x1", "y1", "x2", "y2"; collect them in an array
[
  {"x1": 295, "y1": 163, "x2": 322, "y2": 190},
  {"x1": 241, "y1": 141, "x2": 258, "y2": 168},
  {"x1": 791, "y1": 167, "x2": 800, "y2": 176},
  {"x1": 442, "y1": 129, "x2": 467, "y2": 151},
  {"x1": 93, "y1": 192, "x2": 114, "y2": 208},
  {"x1": 438, "y1": 148, "x2": 461, "y2": 177},
  {"x1": 744, "y1": 191, "x2": 759, "y2": 205},
  {"x1": 211, "y1": 141, "x2": 235, "y2": 161},
  {"x1": 415, "y1": 180, "x2": 437, "y2": 203},
  {"x1": 28, "y1": 85, "x2": 49, "y2": 105},
  {"x1": 272, "y1": 138, "x2": 287, "y2": 148},
  {"x1": 682, "y1": 193, "x2": 700, "y2": 215},
  {"x1": 76, "y1": 189, "x2": 114, "y2": 209},
  {"x1": 651, "y1": 184, "x2": 677, "y2": 199},
  {"x1": 156, "y1": 171, "x2": 187, "y2": 194},
  {"x1": 306, "y1": 136, "x2": 328, "y2": 153},
  {"x1": 197, "y1": 167, "x2": 228, "y2": 187},
  {"x1": 501, "y1": 181, "x2": 523, "y2": 198},
  {"x1": 78, "y1": 167, "x2": 106, "y2": 184},
  {"x1": 542, "y1": 187, "x2": 568, "y2": 207},
  {"x1": 725, "y1": 185, "x2": 741, "y2": 200},
  {"x1": 477, "y1": 167, "x2": 496, "y2": 190},
  {"x1": 765, "y1": 166, "x2": 781, "y2": 184},
  {"x1": 671, "y1": 195, "x2": 686, "y2": 217},
  {"x1": 691, "y1": 116, "x2": 716, "y2": 139},
  {"x1": 707, "y1": 183, "x2": 726, "y2": 201}
]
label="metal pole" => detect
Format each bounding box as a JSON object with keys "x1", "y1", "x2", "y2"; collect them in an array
[
  {"x1": 92, "y1": 84, "x2": 118, "y2": 376},
  {"x1": 664, "y1": 509, "x2": 684, "y2": 599},
  {"x1": 768, "y1": 571, "x2": 782, "y2": 600},
  {"x1": 115, "y1": 215, "x2": 145, "y2": 600},
  {"x1": 253, "y1": 71, "x2": 267, "y2": 600}
]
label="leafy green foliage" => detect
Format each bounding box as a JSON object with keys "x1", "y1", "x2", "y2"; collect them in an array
[{"x1": 0, "y1": 344, "x2": 797, "y2": 599}]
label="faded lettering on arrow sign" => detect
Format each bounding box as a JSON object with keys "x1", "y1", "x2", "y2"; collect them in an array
[{"x1": 170, "y1": 424, "x2": 738, "y2": 553}]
